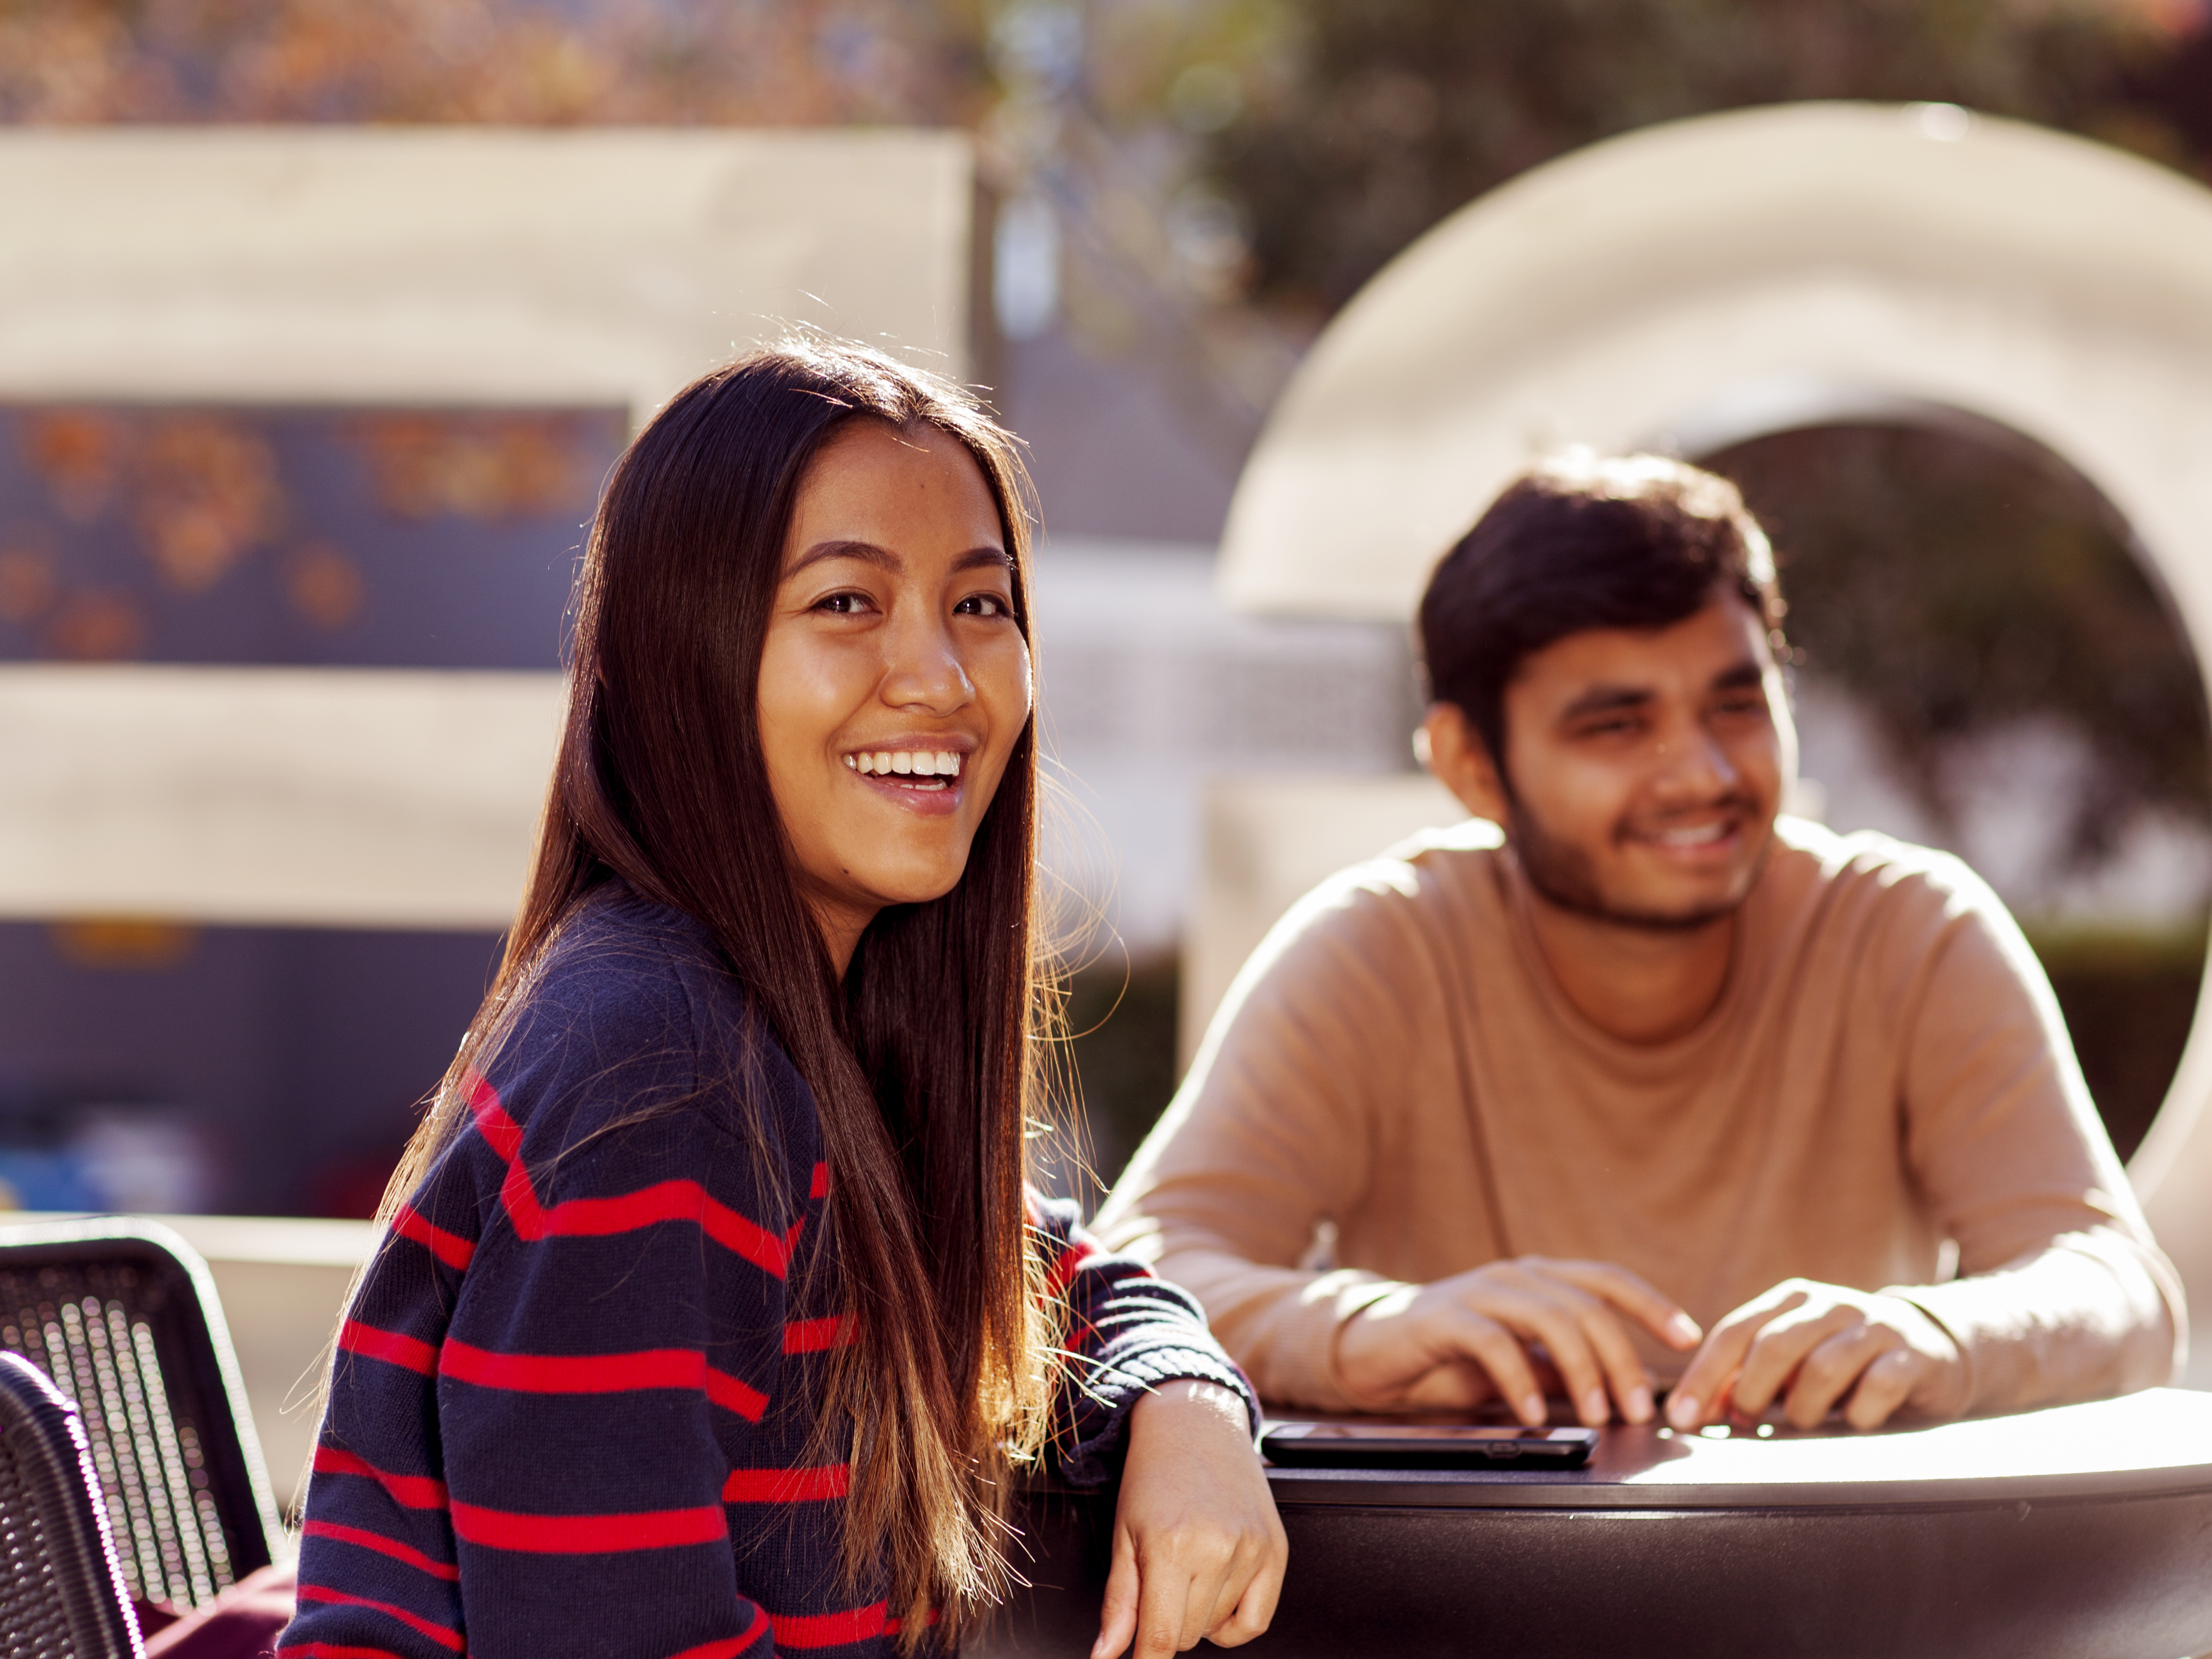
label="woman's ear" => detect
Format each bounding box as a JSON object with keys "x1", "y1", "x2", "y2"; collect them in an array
[{"x1": 1420, "y1": 702, "x2": 1510, "y2": 824}]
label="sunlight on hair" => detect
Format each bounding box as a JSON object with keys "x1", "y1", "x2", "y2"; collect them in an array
[{"x1": 1532, "y1": 445, "x2": 1778, "y2": 589}]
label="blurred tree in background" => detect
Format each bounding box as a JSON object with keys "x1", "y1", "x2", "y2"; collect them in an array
[
  {"x1": 1199, "y1": 0, "x2": 2201, "y2": 314},
  {"x1": 1710, "y1": 420, "x2": 2211, "y2": 867},
  {"x1": 1, "y1": 0, "x2": 2204, "y2": 463},
  {"x1": 0, "y1": 0, "x2": 990, "y2": 125}
]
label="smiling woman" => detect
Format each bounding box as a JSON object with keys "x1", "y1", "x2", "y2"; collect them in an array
[{"x1": 265, "y1": 340, "x2": 1284, "y2": 1659}]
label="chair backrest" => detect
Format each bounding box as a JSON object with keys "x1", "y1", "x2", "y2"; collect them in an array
[
  {"x1": 0, "y1": 1349, "x2": 145, "y2": 1659},
  {"x1": 0, "y1": 1220, "x2": 281, "y2": 1615}
]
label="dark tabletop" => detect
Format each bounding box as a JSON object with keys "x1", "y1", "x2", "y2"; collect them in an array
[
  {"x1": 978, "y1": 1389, "x2": 2212, "y2": 1658},
  {"x1": 1259, "y1": 1385, "x2": 2212, "y2": 1509}
]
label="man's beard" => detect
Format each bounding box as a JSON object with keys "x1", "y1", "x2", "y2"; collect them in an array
[{"x1": 1506, "y1": 794, "x2": 1769, "y2": 933}]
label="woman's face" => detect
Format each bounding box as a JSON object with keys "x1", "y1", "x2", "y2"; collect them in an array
[{"x1": 758, "y1": 420, "x2": 1030, "y2": 971}]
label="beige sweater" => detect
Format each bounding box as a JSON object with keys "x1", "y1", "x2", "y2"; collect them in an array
[{"x1": 1098, "y1": 817, "x2": 2184, "y2": 1414}]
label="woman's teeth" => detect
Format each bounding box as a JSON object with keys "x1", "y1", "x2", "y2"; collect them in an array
[
  {"x1": 845, "y1": 750, "x2": 963, "y2": 778},
  {"x1": 1655, "y1": 821, "x2": 1728, "y2": 845}
]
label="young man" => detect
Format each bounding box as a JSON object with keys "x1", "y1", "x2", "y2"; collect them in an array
[{"x1": 1097, "y1": 453, "x2": 2183, "y2": 1433}]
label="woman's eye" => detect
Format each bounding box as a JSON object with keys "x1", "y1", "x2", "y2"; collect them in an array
[
  {"x1": 815, "y1": 591, "x2": 873, "y2": 615},
  {"x1": 955, "y1": 593, "x2": 1013, "y2": 618}
]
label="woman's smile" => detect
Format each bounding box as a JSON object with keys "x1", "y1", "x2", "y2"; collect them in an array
[{"x1": 840, "y1": 736, "x2": 977, "y2": 815}]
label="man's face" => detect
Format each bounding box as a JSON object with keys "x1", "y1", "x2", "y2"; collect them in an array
[{"x1": 1472, "y1": 593, "x2": 1795, "y2": 928}]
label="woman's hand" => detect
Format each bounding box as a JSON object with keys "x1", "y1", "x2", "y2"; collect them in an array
[
  {"x1": 1334, "y1": 1257, "x2": 1701, "y2": 1424},
  {"x1": 1093, "y1": 1378, "x2": 1287, "y2": 1658}
]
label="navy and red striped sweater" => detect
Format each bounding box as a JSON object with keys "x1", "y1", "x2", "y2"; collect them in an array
[{"x1": 281, "y1": 884, "x2": 1257, "y2": 1659}]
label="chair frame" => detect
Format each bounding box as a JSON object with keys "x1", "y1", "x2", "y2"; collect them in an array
[
  {"x1": 0, "y1": 1217, "x2": 285, "y2": 1594},
  {"x1": 0, "y1": 1347, "x2": 147, "y2": 1658}
]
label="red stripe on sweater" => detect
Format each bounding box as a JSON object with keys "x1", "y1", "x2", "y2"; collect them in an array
[
  {"x1": 467, "y1": 1071, "x2": 522, "y2": 1156},
  {"x1": 438, "y1": 1336, "x2": 766, "y2": 1418},
  {"x1": 294, "y1": 1583, "x2": 463, "y2": 1652},
  {"x1": 706, "y1": 1367, "x2": 770, "y2": 1421},
  {"x1": 337, "y1": 1320, "x2": 438, "y2": 1375},
  {"x1": 279, "y1": 1645, "x2": 411, "y2": 1658},
  {"x1": 770, "y1": 1603, "x2": 888, "y2": 1648},
  {"x1": 313, "y1": 1446, "x2": 449, "y2": 1511},
  {"x1": 393, "y1": 1204, "x2": 475, "y2": 1271},
  {"x1": 466, "y1": 1074, "x2": 791, "y2": 1274},
  {"x1": 810, "y1": 1162, "x2": 829, "y2": 1199},
  {"x1": 441, "y1": 1339, "x2": 704, "y2": 1394},
  {"x1": 1044, "y1": 1240, "x2": 1096, "y2": 1298},
  {"x1": 721, "y1": 1464, "x2": 849, "y2": 1503},
  {"x1": 782, "y1": 1315, "x2": 855, "y2": 1354},
  {"x1": 302, "y1": 1520, "x2": 460, "y2": 1583},
  {"x1": 449, "y1": 1499, "x2": 728, "y2": 1554}
]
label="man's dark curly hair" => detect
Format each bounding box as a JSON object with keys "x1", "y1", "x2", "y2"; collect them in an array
[{"x1": 1418, "y1": 452, "x2": 1785, "y2": 775}]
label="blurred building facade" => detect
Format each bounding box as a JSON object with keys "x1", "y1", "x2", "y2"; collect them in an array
[{"x1": 2, "y1": 1, "x2": 2211, "y2": 1215}]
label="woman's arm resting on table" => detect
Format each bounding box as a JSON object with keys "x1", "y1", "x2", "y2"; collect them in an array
[
  {"x1": 1033, "y1": 1192, "x2": 1287, "y2": 1656},
  {"x1": 1094, "y1": 1379, "x2": 1287, "y2": 1659}
]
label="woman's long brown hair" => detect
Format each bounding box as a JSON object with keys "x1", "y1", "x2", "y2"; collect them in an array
[{"x1": 364, "y1": 338, "x2": 1054, "y2": 1641}]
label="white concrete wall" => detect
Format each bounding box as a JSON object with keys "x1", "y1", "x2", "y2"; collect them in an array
[
  {"x1": 0, "y1": 128, "x2": 974, "y2": 415},
  {"x1": 0, "y1": 128, "x2": 974, "y2": 932}
]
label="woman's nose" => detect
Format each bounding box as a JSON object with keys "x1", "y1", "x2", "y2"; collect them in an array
[{"x1": 879, "y1": 615, "x2": 975, "y2": 711}]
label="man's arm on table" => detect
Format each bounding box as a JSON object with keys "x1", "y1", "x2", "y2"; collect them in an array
[
  {"x1": 1670, "y1": 871, "x2": 2185, "y2": 1431},
  {"x1": 1096, "y1": 873, "x2": 1698, "y2": 1425},
  {"x1": 1096, "y1": 878, "x2": 1405, "y2": 1410}
]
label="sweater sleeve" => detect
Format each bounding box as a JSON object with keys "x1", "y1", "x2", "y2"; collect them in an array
[
  {"x1": 1891, "y1": 865, "x2": 2185, "y2": 1411},
  {"x1": 1031, "y1": 1191, "x2": 1261, "y2": 1486}
]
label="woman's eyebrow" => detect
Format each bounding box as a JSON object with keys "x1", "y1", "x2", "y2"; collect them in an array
[
  {"x1": 784, "y1": 542, "x2": 1009, "y2": 577},
  {"x1": 787, "y1": 539, "x2": 900, "y2": 576}
]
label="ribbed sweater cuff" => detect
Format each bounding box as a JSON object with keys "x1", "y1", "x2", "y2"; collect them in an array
[{"x1": 1056, "y1": 1344, "x2": 1261, "y2": 1488}]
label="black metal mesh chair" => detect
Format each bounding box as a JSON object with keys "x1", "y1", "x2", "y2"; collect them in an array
[
  {"x1": 0, "y1": 1349, "x2": 144, "y2": 1658},
  {"x1": 0, "y1": 1219, "x2": 282, "y2": 1618}
]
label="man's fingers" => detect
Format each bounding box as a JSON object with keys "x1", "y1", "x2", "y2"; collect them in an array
[
  {"x1": 1732, "y1": 1303, "x2": 1858, "y2": 1418},
  {"x1": 1574, "y1": 1299, "x2": 1659, "y2": 1423},
  {"x1": 1091, "y1": 1527, "x2": 1141, "y2": 1659},
  {"x1": 1537, "y1": 1259, "x2": 1703, "y2": 1350},
  {"x1": 1843, "y1": 1346, "x2": 1923, "y2": 1432},
  {"x1": 1669, "y1": 1324, "x2": 1759, "y2": 1428},
  {"x1": 1489, "y1": 1294, "x2": 1611, "y2": 1425},
  {"x1": 1669, "y1": 1283, "x2": 1811, "y2": 1427},
  {"x1": 1397, "y1": 1359, "x2": 1497, "y2": 1411},
  {"x1": 1782, "y1": 1325, "x2": 1895, "y2": 1427},
  {"x1": 1441, "y1": 1311, "x2": 1546, "y2": 1423}
]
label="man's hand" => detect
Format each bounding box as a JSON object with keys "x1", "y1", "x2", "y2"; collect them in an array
[
  {"x1": 1334, "y1": 1257, "x2": 1702, "y2": 1426},
  {"x1": 1666, "y1": 1280, "x2": 1969, "y2": 1432},
  {"x1": 1093, "y1": 1379, "x2": 1287, "y2": 1659}
]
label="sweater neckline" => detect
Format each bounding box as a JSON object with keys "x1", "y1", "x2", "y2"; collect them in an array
[{"x1": 1492, "y1": 844, "x2": 1758, "y2": 1074}]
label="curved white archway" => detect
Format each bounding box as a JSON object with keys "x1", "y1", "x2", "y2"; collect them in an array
[{"x1": 1215, "y1": 101, "x2": 2212, "y2": 1375}]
